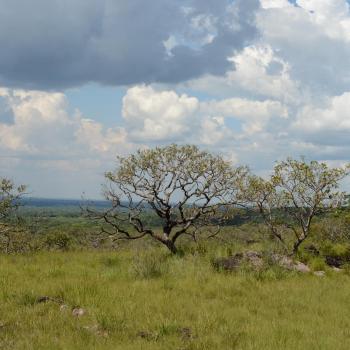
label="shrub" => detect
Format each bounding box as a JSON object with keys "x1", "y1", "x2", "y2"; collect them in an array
[
  {"x1": 44, "y1": 232, "x2": 72, "y2": 251},
  {"x1": 321, "y1": 243, "x2": 350, "y2": 267},
  {"x1": 308, "y1": 257, "x2": 327, "y2": 271},
  {"x1": 317, "y1": 217, "x2": 350, "y2": 243},
  {"x1": 0, "y1": 229, "x2": 32, "y2": 253}
]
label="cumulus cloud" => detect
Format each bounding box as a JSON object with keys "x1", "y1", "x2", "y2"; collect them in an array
[
  {"x1": 256, "y1": 0, "x2": 350, "y2": 96},
  {"x1": 294, "y1": 93, "x2": 350, "y2": 133},
  {"x1": 0, "y1": 88, "x2": 132, "y2": 159},
  {"x1": 186, "y1": 44, "x2": 301, "y2": 104},
  {"x1": 0, "y1": 87, "x2": 138, "y2": 197},
  {"x1": 297, "y1": 0, "x2": 350, "y2": 41},
  {"x1": 202, "y1": 97, "x2": 288, "y2": 134},
  {"x1": 199, "y1": 116, "x2": 230, "y2": 145},
  {"x1": 0, "y1": 0, "x2": 259, "y2": 90},
  {"x1": 1, "y1": 83, "x2": 282, "y2": 181},
  {"x1": 169, "y1": 0, "x2": 350, "y2": 168},
  {"x1": 260, "y1": 0, "x2": 292, "y2": 9},
  {"x1": 290, "y1": 92, "x2": 350, "y2": 151},
  {"x1": 122, "y1": 85, "x2": 199, "y2": 142},
  {"x1": 121, "y1": 84, "x2": 289, "y2": 145}
]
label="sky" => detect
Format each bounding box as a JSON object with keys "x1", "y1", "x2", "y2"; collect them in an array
[{"x1": 1, "y1": 0, "x2": 350, "y2": 198}]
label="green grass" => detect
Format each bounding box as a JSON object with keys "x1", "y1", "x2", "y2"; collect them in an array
[{"x1": 1, "y1": 249, "x2": 350, "y2": 349}]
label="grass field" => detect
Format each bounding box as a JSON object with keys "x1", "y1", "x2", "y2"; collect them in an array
[{"x1": 1, "y1": 249, "x2": 350, "y2": 349}]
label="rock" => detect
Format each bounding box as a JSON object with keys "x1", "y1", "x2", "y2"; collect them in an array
[
  {"x1": 84, "y1": 324, "x2": 108, "y2": 337},
  {"x1": 36, "y1": 296, "x2": 64, "y2": 305},
  {"x1": 325, "y1": 255, "x2": 343, "y2": 268},
  {"x1": 244, "y1": 251, "x2": 264, "y2": 269},
  {"x1": 212, "y1": 253, "x2": 243, "y2": 271},
  {"x1": 36, "y1": 296, "x2": 52, "y2": 303},
  {"x1": 294, "y1": 261, "x2": 311, "y2": 273},
  {"x1": 215, "y1": 252, "x2": 312, "y2": 273},
  {"x1": 72, "y1": 308, "x2": 85, "y2": 317},
  {"x1": 60, "y1": 304, "x2": 69, "y2": 311},
  {"x1": 271, "y1": 254, "x2": 294, "y2": 270},
  {"x1": 137, "y1": 331, "x2": 153, "y2": 340},
  {"x1": 332, "y1": 267, "x2": 342, "y2": 272},
  {"x1": 213, "y1": 251, "x2": 264, "y2": 272},
  {"x1": 83, "y1": 325, "x2": 98, "y2": 331},
  {"x1": 313, "y1": 271, "x2": 326, "y2": 277},
  {"x1": 179, "y1": 327, "x2": 192, "y2": 340},
  {"x1": 270, "y1": 254, "x2": 311, "y2": 273}
]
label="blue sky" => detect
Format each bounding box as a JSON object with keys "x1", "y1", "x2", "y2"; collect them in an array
[
  {"x1": 66, "y1": 85, "x2": 127, "y2": 128},
  {"x1": 1, "y1": 0, "x2": 350, "y2": 198}
]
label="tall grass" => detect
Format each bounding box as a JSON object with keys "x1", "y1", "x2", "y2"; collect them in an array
[{"x1": 0, "y1": 249, "x2": 350, "y2": 349}]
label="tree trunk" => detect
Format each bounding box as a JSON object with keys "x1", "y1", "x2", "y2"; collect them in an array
[
  {"x1": 164, "y1": 239, "x2": 178, "y2": 254},
  {"x1": 160, "y1": 227, "x2": 178, "y2": 254},
  {"x1": 292, "y1": 238, "x2": 304, "y2": 256},
  {"x1": 153, "y1": 232, "x2": 178, "y2": 254}
]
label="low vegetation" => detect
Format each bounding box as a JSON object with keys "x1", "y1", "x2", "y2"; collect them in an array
[{"x1": 2, "y1": 248, "x2": 350, "y2": 349}]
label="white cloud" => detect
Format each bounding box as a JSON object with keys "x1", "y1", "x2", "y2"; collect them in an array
[
  {"x1": 121, "y1": 84, "x2": 291, "y2": 145},
  {"x1": 296, "y1": 0, "x2": 350, "y2": 41},
  {"x1": 176, "y1": 0, "x2": 350, "y2": 171},
  {"x1": 202, "y1": 97, "x2": 288, "y2": 134},
  {"x1": 0, "y1": 90, "x2": 73, "y2": 153},
  {"x1": 0, "y1": 88, "x2": 132, "y2": 158},
  {"x1": 256, "y1": 0, "x2": 350, "y2": 96},
  {"x1": 122, "y1": 85, "x2": 199, "y2": 141},
  {"x1": 227, "y1": 45, "x2": 301, "y2": 103},
  {"x1": 75, "y1": 117, "x2": 128, "y2": 153},
  {"x1": 260, "y1": 0, "x2": 292, "y2": 9},
  {"x1": 294, "y1": 92, "x2": 350, "y2": 132},
  {"x1": 186, "y1": 44, "x2": 301, "y2": 104},
  {"x1": 199, "y1": 116, "x2": 231, "y2": 145}
]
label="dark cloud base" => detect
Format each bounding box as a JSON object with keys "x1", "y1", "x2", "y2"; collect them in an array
[{"x1": 0, "y1": 0, "x2": 259, "y2": 90}]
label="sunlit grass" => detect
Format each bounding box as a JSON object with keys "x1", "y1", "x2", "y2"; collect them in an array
[{"x1": 1, "y1": 249, "x2": 350, "y2": 349}]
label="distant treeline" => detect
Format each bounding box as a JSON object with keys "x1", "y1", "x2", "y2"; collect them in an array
[{"x1": 22, "y1": 197, "x2": 110, "y2": 208}]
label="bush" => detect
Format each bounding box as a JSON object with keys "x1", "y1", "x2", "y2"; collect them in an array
[
  {"x1": 308, "y1": 257, "x2": 327, "y2": 271},
  {"x1": 0, "y1": 229, "x2": 33, "y2": 253},
  {"x1": 320, "y1": 243, "x2": 350, "y2": 267},
  {"x1": 43, "y1": 232, "x2": 72, "y2": 251},
  {"x1": 316, "y1": 217, "x2": 350, "y2": 243}
]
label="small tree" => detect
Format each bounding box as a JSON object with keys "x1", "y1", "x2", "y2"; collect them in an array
[
  {"x1": 91, "y1": 144, "x2": 248, "y2": 254},
  {"x1": 0, "y1": 178, "x2": 26, "y2": 253},
  {"x1": 246, "y1": 158, "x2": 349, "y2": 255}
]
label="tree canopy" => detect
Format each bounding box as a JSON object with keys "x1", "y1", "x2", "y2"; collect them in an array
[
  {"x1": 245, "y1": 158, "x2": 350, "y2": 254},
  {"x1": 92, "y1": 144, "x2": 248, "y2": 253}
]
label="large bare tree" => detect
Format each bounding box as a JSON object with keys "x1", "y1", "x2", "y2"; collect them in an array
[
  {"x1": 246, "y1": 158, "x2": 349, "y2": 255},
  {"x1": 91, "y1": 144, "x2": 248, "y2": 254}
]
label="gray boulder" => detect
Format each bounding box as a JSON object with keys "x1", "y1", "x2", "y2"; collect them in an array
[
  {"x1": 294, "y1": 261, "x2": 311, "y2": 273},
  {"x1": 271, "y1": 254, "x2": 310, "y2": 273},
  {"x1": 213, "y1": 251, "x2": 264, "y2": 272},
  {"x1": 313, "y1": 271, "x2": 326, "y2": 277}
]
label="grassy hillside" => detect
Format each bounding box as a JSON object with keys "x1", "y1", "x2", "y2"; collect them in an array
[{"x1": 1, "y1": 249, "x2": 350, "y2": 350}]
